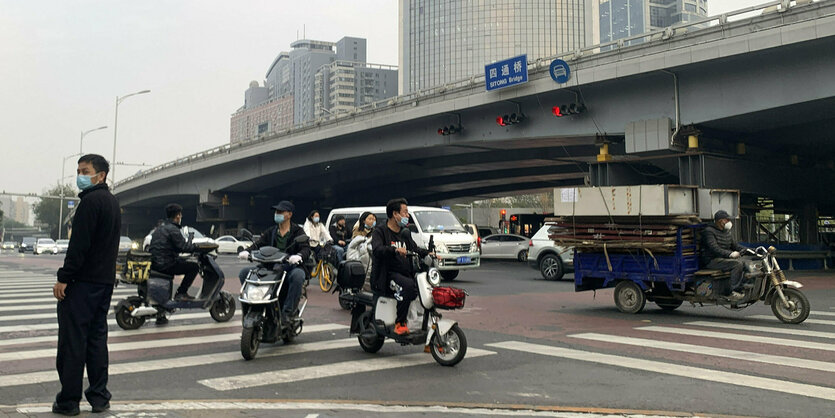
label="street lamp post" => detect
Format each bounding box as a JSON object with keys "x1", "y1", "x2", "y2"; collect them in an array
[
  {"x1": 80, "y1": 125, "x2": 107, "y2": 154},
  {"x1": 58, "y1": 153, "x2": 81, "y2": 240},
  {"x1": 112, "y1": 90, "x2": 150, "y2": 189}
]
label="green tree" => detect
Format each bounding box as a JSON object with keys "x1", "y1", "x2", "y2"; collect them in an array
[{"x1": 33, "y1": 184, "x2": 77, "y2": 239}]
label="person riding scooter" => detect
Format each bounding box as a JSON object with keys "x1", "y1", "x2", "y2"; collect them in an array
[
  {"x1": 701, "y1": 210, "x2": 751, "y2": 301},
  {"x1": 149, "y1": 204, "x2": 199, "y2": 303},
  {"x1": 371, "y1": 198, "x2": 431, "y2": 336},
  {"x1": 238, "y1": 201, "x2": 310, "y2": 319}
]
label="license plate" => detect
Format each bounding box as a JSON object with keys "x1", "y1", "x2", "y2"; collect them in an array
[{"x1": 456, "y1": 256, "x2": 471, "y2": 264}]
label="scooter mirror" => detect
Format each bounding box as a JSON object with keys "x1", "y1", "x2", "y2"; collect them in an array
[
  {"x1": 294, "y1": 234, "x2": 309, "y2": 244},
  {"x1": 240, "y1": 229, "x2": 253, "y2": 241}
]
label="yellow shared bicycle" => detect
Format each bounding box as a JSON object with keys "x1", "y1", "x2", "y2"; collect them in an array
[{"x1": 311, "y1": 245, "x2": 337, "y2": 292}]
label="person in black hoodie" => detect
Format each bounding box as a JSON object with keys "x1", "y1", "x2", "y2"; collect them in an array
[
  {"x1": 149, "y1": 203, "x2": 198, "y2": 303},
  {"x1": 701, "y1": 210, "x2": 749, "y2": 301},
  {"x1": 52, "y1": 154, "x2": 120, "y2": 416},
  {"x1": 371, "y1": 198, "x2": 432, "y2": 336},
  {"x1": 237, "y1": 200, "x2": 311, "y2": 318}
]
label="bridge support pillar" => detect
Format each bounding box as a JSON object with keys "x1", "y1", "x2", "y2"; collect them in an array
[{"x1": 796, "y1": 201, "x2": 819, "y2": 245}]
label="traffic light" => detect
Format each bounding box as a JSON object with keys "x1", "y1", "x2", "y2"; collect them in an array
[
  {"x1": 552, "y1": 103, "x2": 587, "y2": 117},
  {"x1": 510, "y1": 215, "x2": 517, "y2": 222},
  {"x1": 496, "y1": 113, "x2": 525, "y2": 127},
  {"x1": 500, "y1": 209, "x2": 507, "y2": 220},
  {"x1": 437, "y1": 124, "x2": 462, "y2": 136}
]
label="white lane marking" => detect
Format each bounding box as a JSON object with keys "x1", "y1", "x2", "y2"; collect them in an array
[
  {"x1": 0, "y1": 323, "x2": 347, "y2": 362},
  {"x1": 15, "y1": 401, "x2": 622, "y2": 417},
  {"x1": 199, "y1": 348, "x2": 496, "y2": 391},
  {"x1": 636, "y1": 326, "x2": 835, "y2": 352},
  {"x1": 304, "y1": 414, "x2": 319, "y2": 418},
  {"x1": 749, "y1": 315, "x2": 835, "y2": 326},
  {"x1": 0, "y1": 321, "x2": 248, "y2": 348},
  {"x1": 0, "y1": 301, "x2": 119, "y2": 313},
  {"x1": 0, "y1": 288, "x2": 135, "y2": 296},
  {"x1": 0, "y1": 295, "x2": 136, "y2": 305},
  {"x1": 0, "y1": 278, "x2": 56, "y2": 284},
  {"x1": 811, "y1": 311, "x2": 835, "y2": 317},
  {"x1": 0, "y1": 311, "x2": 233, "y2": 334},
  {"x1": 0, "y1": 338, "x2": 359, "y2": 388},
  {"x1": 569, "y1": 333, "x2": 835, "y2": 373},
  {"x1": 487, "y1": 341, "x2": 835, "y2": 402},
  {"x1": 685, "y1": 321, "x2": 835, "y2": 340}
]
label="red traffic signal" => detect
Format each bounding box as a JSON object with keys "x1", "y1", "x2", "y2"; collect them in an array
[
  {"x1": 437, "y1": 124, "x2": 462, "y2": 136},
  {"x1": 496, "y1": 113, "x2": 525, "y2": 126},
  {"x1": 552, "y1": 103, "x2": 586, "y2": 117}
]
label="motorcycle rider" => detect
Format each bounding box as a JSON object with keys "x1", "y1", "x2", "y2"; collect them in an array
[
  {"x1": 237, "y1": 201, "x2": 310, "y2": 319},
  {"x1": 149, "y1": 204, "x2": 198, "y2": 304},
  {"x1": 304, "y1": 210, "x2": 344, "y2": 262},
  {"x1": 371, "y1": 198, "x2": 431, "y2": 335},
  {"x1": 701, "y1": 210, "x2": 750, "y2": 301},
  {"x1": 329, "y1": 215, "x2": 350, "y2": 257}
]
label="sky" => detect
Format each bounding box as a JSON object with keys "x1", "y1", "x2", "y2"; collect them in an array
[{"x1": 0, "y1": 0, "x2": 766, "y2": 195}]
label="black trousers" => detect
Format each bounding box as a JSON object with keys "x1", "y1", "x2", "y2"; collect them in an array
[
  {"x1": 388, "y1": 272, "x2": 417, "y2": 324},
  {"x1": 705, "y1": 258, "x2": 747, "y2": 293},
  {"x1": 55, "y1": 281, "x2": 113, "y2": 409},
  {"x1": 161, "y1": 259, "x2": 199, "y2": 295}
]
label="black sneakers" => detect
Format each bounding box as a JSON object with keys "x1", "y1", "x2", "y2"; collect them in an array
[
  {"x1": 91, "y1": 402, "x2": 110, "y2": 413},
  {"x1": 51, "y1": 402, "x2": 80, "y2": 416}
]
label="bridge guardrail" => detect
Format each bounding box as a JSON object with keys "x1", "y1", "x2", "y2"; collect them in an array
[{"x1": 116, "y1": 0, "x2": 825, "y2": 188}]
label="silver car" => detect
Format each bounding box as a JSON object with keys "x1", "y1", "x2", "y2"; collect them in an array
[
  {"x1": 527, "y1": 223, "x2": 574, "y2": 280},
  {"x1": 480, "y1": 234, "x2": 530, "y2": 262}
]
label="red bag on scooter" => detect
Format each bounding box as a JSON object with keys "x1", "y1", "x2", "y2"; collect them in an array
[{"x1": 432, "y1": 286, "x2": 466, "y2": 309}]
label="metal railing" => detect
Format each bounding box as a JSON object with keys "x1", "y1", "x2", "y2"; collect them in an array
[{"x1": 116, "y1": 0, "x2": 825, "y2": 188}]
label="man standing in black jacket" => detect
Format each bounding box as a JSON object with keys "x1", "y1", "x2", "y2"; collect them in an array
[
  {"x1": 52, "y1": 154, "x2": 120, "y2": 416},
  {"x1": 149, "y1": 203, "x2": 198, "y2": 303},
  {"x1": 701, "y1": 210, "x2": 749, "y2": 301}
]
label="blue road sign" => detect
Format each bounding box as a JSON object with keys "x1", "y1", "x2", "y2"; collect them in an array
[
  {"x1": 441, "y1": 206, "x2": 451, "y2": 210},
  {"x1": 485, "y1": 54, "x2": 528, "y2": 91},
  {"x1": 67, "y1": 201, "x2": 75, "y2": 209},
  {"x1": 549, "y1": 59, "x2": 571, "y2": 84}
]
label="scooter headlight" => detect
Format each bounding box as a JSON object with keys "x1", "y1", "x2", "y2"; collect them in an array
[
  {"x1": 243, "y1": 283, "x2": 271, "y2": 301},
  {"x1": 427, "y1": 268, "x2": 442, "y2": 287}
]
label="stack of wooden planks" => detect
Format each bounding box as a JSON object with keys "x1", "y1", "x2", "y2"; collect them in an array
[{"x1": 546, "y1": 215, "x2": 702, "y2": 253}]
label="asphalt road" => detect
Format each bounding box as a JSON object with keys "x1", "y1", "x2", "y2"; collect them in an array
[{"x1": 0, "y1": 250, "x2": 833, "y2": 417}]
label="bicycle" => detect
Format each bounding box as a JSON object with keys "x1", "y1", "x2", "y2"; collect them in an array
[{"x1": 311, "y1": 245, "x2": 337, "y2": 292}]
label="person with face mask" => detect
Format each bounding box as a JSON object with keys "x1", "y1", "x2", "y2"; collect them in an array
[
  {"x1": 52, "y1": 154, "x2": 121, "y2": 415},
  {"x1": 237, "y1": 201, "x2": 311, "y2": 319},
  {"x1": 148, "y1": 204, "x2": 199, "y2": 309},
  {"x1": 371, "y1": 198, "x2": 433, "y2": 335},
  {"x1": 700, "y1": 210, "x2": 750, "y2": 301},
  {"x1": 304, "y1": 210, "x2": 344, "y2": 261},
  {"x1": 347, "y1": 212, "x2": 377, "y2": 287}
]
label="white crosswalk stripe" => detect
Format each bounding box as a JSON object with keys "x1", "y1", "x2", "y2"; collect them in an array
[
  {"x1": 0, "y1": 301, "x2": 119, "y2": 313},
  {"x1": 487, "y1": 341, "x2": 835, "y2": 402},
  {"x1": 749, "y1": 315, "x2": 835, "y2": 326},
  {"x1": 0, "y1": 311, "x2": 230, "y2": 334},
  {"x1": 636, "y1": 326, "x2": 835, "y2": 351},
  {"x1": 811, "y1": 311, "x2": 835, "y2": 317},
  {"x1": 684, "y1": 320, "x2": 835, "y2": 339},
  {"x1": 198, "y1": 348, "x2": 497, "y2": 391},
  {"x1": 0, "y1": 288, "x2": 134, "y2": 298},
  {"x1": 0, "y1": 321, "x2": 243, "y2": 347}
]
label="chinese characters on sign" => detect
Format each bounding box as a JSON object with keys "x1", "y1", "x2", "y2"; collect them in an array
[{"x1": 485, "y1": 54, "x2": 528, "y2": 91}]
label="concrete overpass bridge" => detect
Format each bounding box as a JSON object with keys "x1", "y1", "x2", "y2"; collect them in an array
[{"x1": 116, "y1": 0, "x2": 835, "y2": 240}]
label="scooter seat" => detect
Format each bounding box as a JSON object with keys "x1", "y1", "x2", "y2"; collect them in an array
[{"x1": 149, "y1": 270, "x2": 174, "y2": 280}]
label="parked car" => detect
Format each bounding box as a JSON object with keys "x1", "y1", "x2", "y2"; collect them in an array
[
  {"x1": 480, "y1": 234, "x2": 530, "y2": 261},
  {"x1": 55, "y1": 239, "x2": 70, "y2": 253},
  {"x1": 477, "y1": 226, "x2": 498, "y2": 239},
  {"x1": 19, "y1": 237, "x2": 37, "y2": 253},
  {"x1": 527, "y1": 223, "x2": 574, "y2": 280},
  {"x1": 326, "y1": 206, "x2": 479, "y2": 281},
  {"x1": 34, "y1": 238, "x2": 58, "y2": 255},
  {"x1": 118, "y1": 236, "x2": 134, "y2": 253},
  {"x1": 215, "y1": 235, "x2": 253, "y2": 254},
  {"x1": 1, "y1": 241, "x2": 16, "y2": 250},
  {"x1": 143, "y1": 226, "x2": 214, "y2": 251}
]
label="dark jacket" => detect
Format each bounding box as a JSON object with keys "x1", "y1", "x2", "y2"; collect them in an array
[
  {"x1": 370, "y1": 223, "x2": 429, "y2": 292},
  {"x1": 245, "y1": 223, "x2": 311, "y2": 261},
  {"x1": 149, "y1": 220, "x2": 195, "y2": 271},
  {"x1": 57, "y1": 183, "x2": 121, "y2": 285},
  {"x1": 700, "y1": 223, "x2": 745, "y2": 266},
  {"x1": 329, "y1": 223, "x2": 349, "y2": 244}
]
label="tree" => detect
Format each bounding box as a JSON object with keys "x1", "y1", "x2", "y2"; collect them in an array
[{"x1": 33, "y1": 184, "x2": 77, "y2": 239}]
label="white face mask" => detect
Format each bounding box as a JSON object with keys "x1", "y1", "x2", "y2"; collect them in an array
[{"x1": 724, "y1": 221, "x2": 733, "y2": 231}]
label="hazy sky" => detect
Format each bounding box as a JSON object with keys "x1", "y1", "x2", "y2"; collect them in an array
[{"x1": 0, "y1": 0, "x2": 765, "y2": 195}]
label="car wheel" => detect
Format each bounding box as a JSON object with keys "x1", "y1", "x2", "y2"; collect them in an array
[
  {"x1": 440, "y1": 270, "x2": 459, "y2": 281},
  {"x1": 539, "y1": 254, "x2": 564, "y2": 280},
  {"x1": 517, "y1": 250, "x2": 528, "y2": 262}
]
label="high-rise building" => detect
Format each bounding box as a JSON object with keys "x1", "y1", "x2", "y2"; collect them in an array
[
  {"x1": 398, "y1": 0, "x2": 595, "y2": 94},
  {"x1": 232, "y1": 36, "x2": 397, "y2": 142},
  {"x1": 314, "y1": 61, "x2": 398, "y2": 118},
  {"x1": 598, "y1": 0, "x2": 708, "y2": 45}
]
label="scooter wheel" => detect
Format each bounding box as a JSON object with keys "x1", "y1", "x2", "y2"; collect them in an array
[
  {"x1": 210, "y1": 291, "x2": 237, "y2": 322},
  {"x1": 114, "y1": 298, "x2": 146, "y2": 330},
  {"x1": 241, "y1": 326, "x2": 261, "y2": 360},
  {"x1": 357, "y1": 312, "x2": 384, "y2": 353},
  {"x1": 430, "y1": 324, "x2": 467, "y2": 367},
  {"x1": 771, "y1": 288, "x2": 810, "y2": 324}
]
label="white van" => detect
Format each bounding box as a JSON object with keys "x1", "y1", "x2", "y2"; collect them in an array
[{"x1": 326, "y1": 206, "x2": 480, "y2": 281}]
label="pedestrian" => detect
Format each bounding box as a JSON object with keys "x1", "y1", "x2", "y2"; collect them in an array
[{"x1": 52, "y1": 154, "x2": 121, "y2": 416}]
